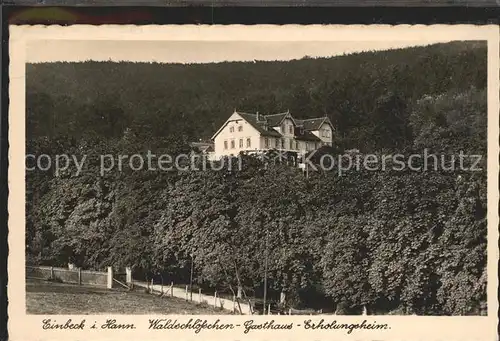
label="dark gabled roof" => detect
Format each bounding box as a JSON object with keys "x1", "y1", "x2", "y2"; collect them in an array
[
  {"x1": 264, "y1": 112, "x2": 288, "y2": 127},
  {"x1": 190, "y1": 142, "x2": 214, "y2": 153},
  {"x1": 190, "y1": 141, "x2": 214, "y2": 148},
  {"x1": 212, "y1": 111, "x2": 334, "y2": 141},
  {"x1": 237, "y1": 112, "x2": 283, "y2": 138},
  {"x1": 295, "y1": 117, "x2": 333, "y2": 131},
  {"x1": 294, "y1": 128, "x2": 322, "y2": 142}
]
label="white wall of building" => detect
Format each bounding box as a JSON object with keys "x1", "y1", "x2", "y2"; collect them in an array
[
  {"x1": 213, "y1": 113, "x2": 261, "y2": 159},
  {"x1": 213, "y1": 114, "x2": 333, "y2": 160}
]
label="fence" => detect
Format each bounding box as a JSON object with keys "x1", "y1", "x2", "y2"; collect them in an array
[
  {"x1": 27, "y1": 265, "x2": 330, "y2": 315},
  {"x1": 26, "y1": 265, "x2": 110, "y2": 288},
  {"x1": 132, "y1": 280, "x2": 253, "y2": 315}
]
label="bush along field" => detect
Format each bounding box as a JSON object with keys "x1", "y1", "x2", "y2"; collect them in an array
[{"x1": 26, "y1": 41, "x2": 487, "y2": 315}]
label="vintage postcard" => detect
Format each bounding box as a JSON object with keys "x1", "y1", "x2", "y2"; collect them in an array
[{"x1": 8, "y1": 24, "x2": 499, "y2": 340}]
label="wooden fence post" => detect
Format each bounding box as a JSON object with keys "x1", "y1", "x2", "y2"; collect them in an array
[
  {"x1": 50, "y1": 266, "x2": 54, "y2": 280},
  {"x1": 214, "y1": 291, "x2": 217, "y2": 308},
  {"x1": 233, "y1": 295, "x2": 236, "y2": 312},
  {"x1": 150, "y1": 278, "x2": 153, "y2": 293},
  {"x1": 125, "y1": 267, "x2": 132, "y2": 284},
  {"x1": 107, "y1": 267, "x2": 113, "y2": 289},
  {"x1": 185, "y1": 285, "x2": 188, "y2": 301},
  {"x1": 268, "y1": 304, "x2": 271, "y2": 315},
  {"x1": 78, "y1": 268, "x2": 81, "y2": 286},
  {"x1": 198, "y1": 288, "x2": 202, "y2": 303},
  {"x1": 170, "y1": 282, "x2": 173, "y2": 297}
]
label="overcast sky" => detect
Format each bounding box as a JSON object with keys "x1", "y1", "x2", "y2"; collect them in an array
[{"x1": 27, "y1": 40, "x2": 452, "y2": 64}]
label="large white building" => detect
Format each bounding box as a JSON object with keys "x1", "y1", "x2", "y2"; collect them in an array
[{"x1": 210, "y1": 110, "x2": 334, "y2": 160}]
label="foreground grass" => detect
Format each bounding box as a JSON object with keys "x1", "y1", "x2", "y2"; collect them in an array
[{"x1": 26, "y1": 278, "x2": 232, "y2": 314}]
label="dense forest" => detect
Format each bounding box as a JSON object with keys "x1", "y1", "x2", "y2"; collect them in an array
[{"x1": 26, "y1": 41, "x2": 487, "y2": 315}]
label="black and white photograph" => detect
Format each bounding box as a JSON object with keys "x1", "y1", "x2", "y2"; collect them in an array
[{"x1": 7, "y1": 24, "x2": 499, "y2": 340}]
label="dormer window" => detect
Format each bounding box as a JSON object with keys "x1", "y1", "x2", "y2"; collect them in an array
[
  {"x1": 238, "y1": 126, "x2": 243, "y2": 132},
  {"x1": 229, "y1": 126, "x2": 234, "y2": 133}
]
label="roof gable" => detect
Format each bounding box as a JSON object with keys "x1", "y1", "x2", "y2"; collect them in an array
[
  {"x1": 296, "y1": 117, "x2": 334, "y2": 131},
  {"x1": 210, "y1": 112, "x2": 242, "y2": 140},
  {"x1": 264, "y1": 111, "x2": 292, "y2": 127}
]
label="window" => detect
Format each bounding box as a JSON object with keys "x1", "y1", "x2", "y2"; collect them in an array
[
  {"x1": 281, "y1": 139, "x2": 285, "y2": 149},
  {"x1": 295, "y1": 141, "x2": 298, "y2": 150},
  {"x1": 238, "y1": 126, "x2": 243, "y2": 132},
  {"x1": 289, "y1": 125, "x2": 293, "y2": 134},
  {"x1": 229, "y1": 126, "x2": 234, "y2": 133},
  {"x1": 224, "y1": 140, "x2": 228, "y2": 150},
  {"x1": 239, "y1": 139, "x2": 243, "y2": 148},
  {"x1": 275, "y1": 138, "x2": 280, "y2": 148},
  {"x1": 289, "y1": 139, "x2": 293, "y2": 150},
  {"x1": 246, "y1": 138, "x2": 251, "y2": 148},
  {"x1": 230, "y1": 140, "x2": 235, "y2": 149},
  {"x1": 281, "y1": 124, "x2": 285, "y2": 133},
  {"x1": 265, "y1": 138, "x2": 269, "y2": 148}
]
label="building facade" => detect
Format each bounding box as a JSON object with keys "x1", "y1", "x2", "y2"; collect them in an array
[{"x1": 211, "y1": 110, "x2": 334, "y2": 160}]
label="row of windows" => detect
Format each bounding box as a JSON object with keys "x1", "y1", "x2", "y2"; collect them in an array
[
  {"x1": 320, "y1": 129, "x2": 331, "y2": 138},
  {"x1": 229, "y1": 125, "x2": 244, "y2": 133},
  {"x1": 281, "y1": 123, "x2": 294, "y2": 135},
  {"x1": 265, "y1": 137, "x2": 293, "y2": 149},
  {"x1": 224, "y1": 138, "x2": 251, "y2": 150},
  {"x1": 264, "y1": 138, "x2": 320, "y2": 150},
  {"x1": 223, "y1": 137, "x2": 320, "y2": 151}
]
